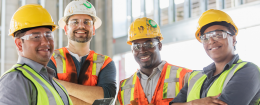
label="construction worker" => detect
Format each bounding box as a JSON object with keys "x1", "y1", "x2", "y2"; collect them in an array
[
  {"x1": 0, "y1": 4, "x2": 73, "y2": 105},
  {"x1": 47, "y1": 0, "x2": 116, "y2": 104},
  {"x1": 116, "y1": 17, "x2": 192, "y2": 105},
  {"x1": 170, "y1": 9, "x2": 260, "y2": 105}
]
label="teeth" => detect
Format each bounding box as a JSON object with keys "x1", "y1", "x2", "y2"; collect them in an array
[
  {"x1": 40, "y1": 49, "x2": 49, "y2": 51},
  {"x1": 141, "y1": 56, "x2": 149, "y2": 60},
  {"x1": 77, "y1": 32, "x2": 85, "y2": 33},
  {"x1": 211, "y1": 47, "x2": 219, "y2": 50}
]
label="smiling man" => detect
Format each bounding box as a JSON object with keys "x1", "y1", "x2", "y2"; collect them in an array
[
  {"x1": 0, "y1": 4, "x2": 72, "y2": 105},
  {"x1": 116, "y1": 17, "x2": 192, "y2": 105},
  {"x1": 47, "y1": 0, "x2": 116, "y2": 105},
  {"x1": 170, "y1": 9, "x2": 260, "y2": 105}
]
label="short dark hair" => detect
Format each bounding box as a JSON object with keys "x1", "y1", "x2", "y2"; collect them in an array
[
  {"x1": 14, "y1": 26, "x2": 53, "y2": 38},
  {"x1": 200, "y1": 21, "x2": 237, "y2": 36}
]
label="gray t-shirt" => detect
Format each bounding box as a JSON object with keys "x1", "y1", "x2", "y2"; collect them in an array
[
  {"x1": 0, "y1": 56, "x2": 69, "y2": 105},
  {"x1": 170, "y1": 54, "x2": 260, "y2": 105}
]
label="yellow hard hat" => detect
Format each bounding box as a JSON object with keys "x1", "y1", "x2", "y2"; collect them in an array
[
  {"x1": 9, "y1": 4, "x2": 57, "y2": 36},
  {"x1": 195, "y1": 9, "x2": 238, "y2": 42},
  {"x1": 127, "y1": 17, "x2": 163, "y2": 45}
]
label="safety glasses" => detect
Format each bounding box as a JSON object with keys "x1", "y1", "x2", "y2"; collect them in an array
[
  {"x1": 132, "y1": 41, "x2": 159, "y2": 51},
  {"x1": 68, "y1": 19, "x2": 93, "y2": 28},
  {"x1": 200, "y1": 30, "x2": 232, "y2": 44},
  {"x1": 20, "y1": 31, "x2": 54, "y2": 41}
]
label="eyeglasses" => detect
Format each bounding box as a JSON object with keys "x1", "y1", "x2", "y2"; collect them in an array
[
  {"x1": 132, "y1": 41, "x2": 159, "y2": 51},
  {"x1": 20, "y1": 31, "x2": 54, "y2": 41},
  {"x1": 200, "y1": 30, "x2": 232, "y2": 44},
  {"x1": 68, "y1": 19, "x2": 93, "y2": 27}
]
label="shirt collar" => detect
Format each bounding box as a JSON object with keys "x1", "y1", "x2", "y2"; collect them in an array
[
  {"x1": 17, "y1": 56, "x2": 44, "y2": 73},
  {"x1": 203, "y1": 54, "x2": 240, "y2": 76},
  {"x1": 17, "y1": 56, "x2": 55, "y2": 76},
  {"x1": 137, "y1": 61, "x2": 166, "y2": 78},
  {"x1": 67, "y1": 48, "x2": 89, "y2": 62}
]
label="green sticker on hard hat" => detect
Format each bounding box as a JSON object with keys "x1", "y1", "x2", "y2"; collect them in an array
[
  {"x1": 83, "y1": 1, "x2": 92, "y2": 8},
  {"x1": 149, "y1": 20, "x2": 157, "y2": 28}
]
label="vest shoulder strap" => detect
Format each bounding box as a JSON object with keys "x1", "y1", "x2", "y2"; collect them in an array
[
  {"x1": 222, "y1": 60, "x2": 247, "y2": 90},
  {"x1": 187, "y1": 71, "x2": 204, "y2": 96},
  {"x1": 120, "y1": 72, "x2": 137, "y2": 105},
  {"x1": 163, "y1": 65, "x2": 181, "y2": 99},
  {"x1": 53, "y1": 48, "x2": 66, "y2": 74}
]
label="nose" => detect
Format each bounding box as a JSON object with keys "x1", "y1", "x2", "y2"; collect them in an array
[
  {"x1": 78, "y1": 21, "x2": 86, "y2": 28},
  {"x1": 208, "y1": 37, "x2": 216, "y2": 44},
  {"x1": 40, "y1": 35, "x2": 50, "y2": 45}
]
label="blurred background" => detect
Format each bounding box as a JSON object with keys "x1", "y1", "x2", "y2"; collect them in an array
[{"x1": 0, "y1": 0, "x2": 260, "y2": 84}]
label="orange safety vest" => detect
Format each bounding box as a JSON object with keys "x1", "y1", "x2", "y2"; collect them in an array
[
  {"x1": 117, "y1": 62, "x2": 192, "y2": 105},
  {"x1": 50, "y1": 47, "x2": 112, "y2": 86}
]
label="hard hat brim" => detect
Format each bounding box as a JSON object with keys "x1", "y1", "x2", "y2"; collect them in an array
[{"x1": 58, "y1": 14, "x2": 102, "y2": 30}]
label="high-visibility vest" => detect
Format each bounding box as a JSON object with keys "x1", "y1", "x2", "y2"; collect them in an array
[
  {"x1": 1, "y1": 64, "x2": 73, "y2": 105},
  {"x1": 117, "y1": 62, "x2": 192, "y2": 105},
  {"x1": 187, "y1": 59, "x2": 260, "y2": 105},
  {"x1": 51, "y1": 47, "x2": 112, "y2": 86}
]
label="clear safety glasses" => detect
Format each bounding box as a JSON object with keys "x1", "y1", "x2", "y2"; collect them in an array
[
  {"x1": 200, "y1": 30, "x2": 232, "y2": 44},
  {"x1": 20, "y1": 31, "x2": 54, "y2": 41},
  {"x1": 132, "y1": 41, "x2": 159, "y2": 52},
  {"x1": 68, "y1": 19, "x2": 93, "y2": 28}
]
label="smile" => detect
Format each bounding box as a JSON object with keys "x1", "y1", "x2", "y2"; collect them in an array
[
  {"x1": 141, "y1": 56, "x2": 149, "y2": 60},
  {"x1": 76, "y1": 31, "x2": 86, "y2": 34},
  {"x1": 38, "y1": 48, "x2": 50, "y2": 52},
  {"x1": 209, "y1": 46, "x2": 221, "y2": 51}
]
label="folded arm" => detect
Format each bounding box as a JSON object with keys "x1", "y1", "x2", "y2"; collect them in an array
[{"x1": 53, "y1": 61, "x2": 117, "y2": 104}]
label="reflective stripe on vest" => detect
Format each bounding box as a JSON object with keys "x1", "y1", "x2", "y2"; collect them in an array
[
  {"x1": 53, "y1": 49, "x2": 109, "y2": 77},
  {"x1": 163, "y1": 65, "x2": 181, "y2": 99},
  {"x1": 120, "y1": 73, "x2": 137, "y2": 105},
  {"x1": 52, "y1": 48, "x2": 66, "y2": 73},
  {"x1": 92, "y1": 53, "x2": 108, "y2": 76},
  {"x1": 1, "y1": 64, "x2": 73, "y2": 105},
  {"x1": 187, "y1": 59, "x2": 248, "y2": 102},
  {"x1": 120, "y1": 65, "x2": 181, "y2": 105}
]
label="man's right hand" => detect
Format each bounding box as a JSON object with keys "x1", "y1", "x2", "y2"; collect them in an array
[{"x1": 188, "y1": 94, "x2": 227, "y2": 105}]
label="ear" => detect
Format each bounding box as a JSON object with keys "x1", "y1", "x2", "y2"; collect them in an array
[
  {"x1": 232, "y1": 35, "x2": 237, "y2": 46},
  {"x1": 15, "y1": 38, "x2": 23, "y2": 52},
  {"x1": 92, "y1": 25, "x2": 96, "y2": 36},
  {"x1": 158, "y1": 42, "x2": 162, "y2": 51},
  {"x1": 64, "y1": 25, "x2": 68, "y2": 35}
]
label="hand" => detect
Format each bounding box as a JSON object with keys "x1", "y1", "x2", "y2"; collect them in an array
[{"x1": 189, "y1": 94, "x2": 227, "y2": 105}]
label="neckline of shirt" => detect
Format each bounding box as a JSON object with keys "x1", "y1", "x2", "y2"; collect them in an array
[{"x1": 67, "y1": 48, "x2": 90, "y2": 62}]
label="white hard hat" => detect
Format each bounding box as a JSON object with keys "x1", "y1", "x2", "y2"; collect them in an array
[{"x1": 58, "y1": 0, "x2": 102, "y2": 29}]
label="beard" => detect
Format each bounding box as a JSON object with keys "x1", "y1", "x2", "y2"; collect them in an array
[
  {"x1": 69, "y1": 29, "x2": 93, "y2": 43},
  {"x1": 142, "y1": 63, "x2": 153, "y2": 68}
]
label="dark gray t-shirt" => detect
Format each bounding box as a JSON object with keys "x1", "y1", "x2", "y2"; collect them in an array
[
  {"x1": 47, "y1": 52, "x2": 117, "y2": 98},
  {"x1": 170, "y1": 54, "x2": 260, "y2": 105},
  {"x1": 0, "y1": 56, "x2": 69, "y2": 105}
]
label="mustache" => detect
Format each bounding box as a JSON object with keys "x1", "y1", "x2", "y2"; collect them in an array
[{"x1": 73, "y1": 29, "x2": 89, "y2": 33}]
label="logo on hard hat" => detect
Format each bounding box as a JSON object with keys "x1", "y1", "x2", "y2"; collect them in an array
[
  {"x1": 149, "y1": 20, "x2": 157, "y2": 28},
  {"x1": 83, "y1": 1, "x2": 92, "y2": 8}
]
